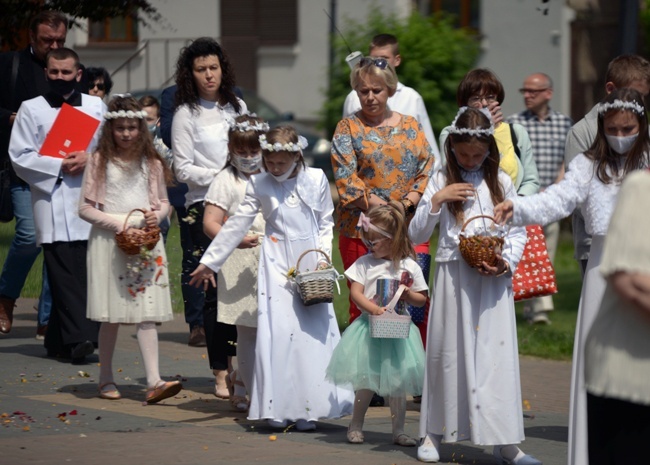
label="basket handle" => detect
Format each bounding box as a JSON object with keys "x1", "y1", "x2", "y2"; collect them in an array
[
  {"x1": 295, "y1": 248, "x2": 332, "y2": 271},
  {"x1": 385, "y1": 284, "x2": 409, "y2": 314},
  {"x1": 121, "y1": 208, "x2": 148, "y2": 232},
  {"x1": 460, "y1": 214, "x2": 497, "y2": 234}
]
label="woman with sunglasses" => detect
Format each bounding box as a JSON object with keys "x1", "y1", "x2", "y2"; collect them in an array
[
  {"x1": 85, "y1": 67, "x2": 113, "y2": 100},
  {"x1": 439, "y1": 68, "x2": 540, "y2": 196},
  {"x1": 331, "y1": 57, "x2": 435, "y2": 346}
]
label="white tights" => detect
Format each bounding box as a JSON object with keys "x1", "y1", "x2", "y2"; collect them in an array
[
  {"x1": 349, "y1": 389, "x2": 407, "y2": 437},
  {"x1": 234, "y1": 325, "x2": 256, "y2": 395},
  {"x1": 98, "y1": 322, "x2": 161, "y2": 389}
]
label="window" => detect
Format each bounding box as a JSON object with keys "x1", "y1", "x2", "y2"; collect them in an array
[
  {"x1": 88, "y1": 16, "x2": 138, "y2": 43},
  {"x1": 430, "y1": 0, "x2": 480, "y2": 30},
  {"x1": 221, "y1": 0, "x2": 297, "y2": 46}
]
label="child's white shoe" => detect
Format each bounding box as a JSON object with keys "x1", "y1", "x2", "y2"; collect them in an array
[
  {"x1": 295, "y1": 419, "x2": 316, "y2": 431},
  {"x1": 417, "y1": 434, "x2": 440, "y2": 462},
  {"x1": 268, "y1": 419, "x2": 288, "y2": 429}
]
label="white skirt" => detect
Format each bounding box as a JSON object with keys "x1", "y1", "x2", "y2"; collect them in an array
[{"x1": 86, "y1": 214, "x2": 173, "y2": 324}]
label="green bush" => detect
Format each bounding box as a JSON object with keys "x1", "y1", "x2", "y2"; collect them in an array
[{"x1": 321, "y1": 9, "x2": 481, "y2": 138}]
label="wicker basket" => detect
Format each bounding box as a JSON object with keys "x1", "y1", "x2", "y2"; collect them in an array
[
  {"x1": 458, "y1": 215, "x2": 505, "y2": 268},
  {"x1": 293, "y1": 249, "x2": 340, "y2": 306},
  {"x1": 115, "y1": 208, "x2": 161, "y2": 255},
  {"x1": 369, "y1": 284, "x2": 411, "y2": 339}
]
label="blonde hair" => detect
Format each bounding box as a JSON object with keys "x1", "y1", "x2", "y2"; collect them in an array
[
  {"x1": 360, "y1": 201, "x2": 415, "y2": 269},
  {"x1": 350, "y1": 61, "x2": 398, "y2": 96}
]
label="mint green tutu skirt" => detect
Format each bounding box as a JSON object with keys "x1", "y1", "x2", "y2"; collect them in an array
[{"x1": 326, "y1": 314, "x2": 425, "y2": 396}]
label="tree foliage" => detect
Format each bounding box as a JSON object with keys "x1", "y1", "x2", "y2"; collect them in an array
[
  {"x1": 321, "y1": 9, "x2": 480, "y2": 138},
  {"x1": 0, "y1": 0, "x2": 162, "y2": 49}
]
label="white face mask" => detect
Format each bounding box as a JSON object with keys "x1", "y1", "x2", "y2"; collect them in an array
[
  {"x1": 269, "y1": 159, "x2": 298, "y2": 183},
  {"x1": 605, "y1": 133, "x2": 638, "y2": 154},
  {"x1": 231, "y1": 153, "x2": 262, "y2": 174}
]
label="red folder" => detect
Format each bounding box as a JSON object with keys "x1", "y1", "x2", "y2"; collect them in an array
[{"x1": 39, "y1": 103, "x2": 101, "y2": 158}]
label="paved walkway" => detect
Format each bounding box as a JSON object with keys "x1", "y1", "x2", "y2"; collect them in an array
[{"x1": 0, "y1": 298, "x2": 570, "y2": 465}]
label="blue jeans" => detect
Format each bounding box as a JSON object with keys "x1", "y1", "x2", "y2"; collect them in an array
[{"x1": 0, "y1": 182, "x2": 52, "y2": 322}]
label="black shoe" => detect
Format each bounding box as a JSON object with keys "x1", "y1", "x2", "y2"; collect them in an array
[
  {"x1": 70, "y1": 341, "x2": 94, "y2": 361},
  {"x1": 369, "y1": 393, "x2": 385, "y2": 407}
]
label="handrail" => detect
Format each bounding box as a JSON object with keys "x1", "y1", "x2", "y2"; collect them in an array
[{"x1": 111, "y1": 40, "x2": 149, "y2": 77}]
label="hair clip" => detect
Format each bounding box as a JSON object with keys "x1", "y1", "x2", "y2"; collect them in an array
[
  {"x1": 597, "y1": 99, "x2": 645, "y2": 116},
  {"x1": 357, "y1": 212, "x2": 393, "y2": 239},
  {"x1": 259, "y1": 134, "x2": 308, "y2": 152}
]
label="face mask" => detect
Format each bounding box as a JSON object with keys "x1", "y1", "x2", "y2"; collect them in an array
[
  {"x1": 232, "y1": 153, "x2": 262, "y2": 174},
  {"x1": 451, "y1": 147, "x2": 489, "y2": 172},
  {"x1": 269, "y1": 159, "x2": 298, "y2": 183},
  {"x1": 147, "y1": 124, "x2": 158, "y2": 135},
  {"x1": 605, "y1": 133, "x2": 638, "y2": 154},
  {"x1": 47, "y1": 77, "x2": 77, "y2": 96}
]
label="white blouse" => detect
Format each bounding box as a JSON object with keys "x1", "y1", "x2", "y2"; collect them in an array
[
  {"x1": 511, "y1": 153, "x2": 622, "y2": 236},
  {"x1": 171, "y1": 97, "x2": 247, "y2": 208}
]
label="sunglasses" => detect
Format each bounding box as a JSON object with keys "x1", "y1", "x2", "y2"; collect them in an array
[
  {"x1": 361, "y1": 237, "x2": 389, "y2": 250},
  {"x1": 91, "y1": 82, "x2": 106, "y2": 91},
  {"x1": 358, "y1": 57, "x2": 388, "y2": 70}
]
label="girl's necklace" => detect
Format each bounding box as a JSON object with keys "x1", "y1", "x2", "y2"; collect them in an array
[{"x1": 280, "y1": 178, "x2": 300, "y2": 207}]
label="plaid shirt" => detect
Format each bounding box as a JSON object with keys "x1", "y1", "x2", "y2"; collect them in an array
[{"x1": 507, "y1": 109, "x2": 573, "y2": 188}]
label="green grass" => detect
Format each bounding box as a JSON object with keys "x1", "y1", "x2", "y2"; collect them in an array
[{"x1": 0, "y1": 219, "x2": 580, "y2": 360}]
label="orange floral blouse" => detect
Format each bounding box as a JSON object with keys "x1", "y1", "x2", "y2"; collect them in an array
[{"x1": 331, "y1": 113, "x2": 435, "y2": 238}]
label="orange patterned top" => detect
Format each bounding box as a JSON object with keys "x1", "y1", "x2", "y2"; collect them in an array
[{"x1": 331, "y1": 113, "x2": 435, "y2": 238}]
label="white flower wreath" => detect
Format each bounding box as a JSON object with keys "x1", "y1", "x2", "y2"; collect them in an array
[
  {"x1": 258, "y1": 134, "x2": 309, "y2": 152},
  {"x1": 104, "y1": 109, "x2": 148, "y2": 120}
]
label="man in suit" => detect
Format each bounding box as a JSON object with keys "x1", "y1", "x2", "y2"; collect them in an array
[{"x1": 0, "y1": 10, "x2": 69, "y2": 336}]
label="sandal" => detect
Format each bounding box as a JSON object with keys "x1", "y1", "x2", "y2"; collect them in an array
[
  {"x1": 227, "y1": 371, "x2": 249, "y2": 412},
  {"x1": 98, "y1": 382, "x2": 121, "y2": 400},
  {"x1": 213, "y1": 369, "x2": 230, "y2": 399},
  {"x1": 393, "y1": 433, "x2": 417, "y2": 447},
  {"x1": 146, "y1": 380, "x2": 182, "y2": 404},
  {"x1": 347, "y1": 427, "x2": 364, "y2": 444}
]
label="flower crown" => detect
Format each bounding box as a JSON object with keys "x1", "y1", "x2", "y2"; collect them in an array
[
  {"x1": 228, "y1": 118, "x2": 270, "y2": 133},
  {"x1": 104, "y1": 109, "x2": 148, "y2": 120},
  {"x1": 259, "y1": 134, "x2": 309, "y2": 152},
  {"x1": 447, "y1": 106, "x2": 495, "y2": 137},
  {"x1": 597, "y1": 99, "x2": 646, "y2": 116}
]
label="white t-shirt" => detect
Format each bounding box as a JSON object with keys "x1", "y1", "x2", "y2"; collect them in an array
[{"x1": 345, "y1": 254, "x2": 429, "y2": 305}]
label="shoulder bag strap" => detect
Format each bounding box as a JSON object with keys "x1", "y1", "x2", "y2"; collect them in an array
[{"x1": 509, "y1": 123, "x2": 521, "y2": 159}]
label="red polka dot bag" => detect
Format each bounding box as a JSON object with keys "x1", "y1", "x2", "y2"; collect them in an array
[{"x1": 512, "y1": 225, "x2": 558, "y2": 302}]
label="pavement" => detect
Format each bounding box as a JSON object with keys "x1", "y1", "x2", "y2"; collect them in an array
[{"x1": 0, "y1": 298, "x2": 571, "y2": 465}]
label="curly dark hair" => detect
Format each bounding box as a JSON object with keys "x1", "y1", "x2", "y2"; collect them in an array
[
  {"x1": 85, "y1": 67, "x2": 114, "y2": 94},
  {"x1": 95, "y1": 96, "x2": 173, "y2": 187},
  {"x1": 444, "y1": 108, "x2": 504, "y2": 224},
  {"x1": 173, "y1": 37, "x2": 241, "y2": 114},
  {"x1": 586, "y1": 87, "x2": 650, "y2": 184}
]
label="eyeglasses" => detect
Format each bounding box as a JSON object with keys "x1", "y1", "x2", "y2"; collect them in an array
[
  {"x1": 361, "y1": 237, "x2": 389, "y2": 250},
  {"x1": 468, "y1": 94, "x2": 498, "y2": 106},
  {"x1": 358, "y1": 57, "x2": 388, "y2": 70},
  {"x1": 91, "y1": 82, "x2": 106, "y2": 91},
  {"x1": 519, "y1": 88, "x2": 548, "y2": 96}
]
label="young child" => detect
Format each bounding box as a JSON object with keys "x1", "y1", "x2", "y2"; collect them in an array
[
  {"x1": 202, "y1": 114, "x2": 268, "y2": 411},
  {"x1": 79, "y1": 96, "x2": 182, "y2": 404},
  {"x1": 408, "y1": 107, "x2": 536, "y2": 464},
  {"x1": 494, "y1": 88, "x2": 650, "y2": 465},
  {"x1": 326, "y1": 201, "x2": 427, "y2": 446},
  {"x1": 190, "y1": 125, "x2": 354, "y2": 430}
]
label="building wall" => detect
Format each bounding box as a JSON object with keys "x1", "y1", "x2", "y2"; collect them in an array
[{"x1": 478, "y1": 0, "x2": 574, "y2": 119}]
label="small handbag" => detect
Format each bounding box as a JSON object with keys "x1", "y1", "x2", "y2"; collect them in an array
[
  {"x1": 369, "y1": 284, "x2": 411, "y2": 339},
  {"x1": 512, "y1": 224, "x2": 558, "y2": 302},
  {"x1": 0, "y1": 162, "x2": 14, "y2": 223}
]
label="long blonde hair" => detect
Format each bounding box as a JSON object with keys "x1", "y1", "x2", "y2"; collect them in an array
[{"x1": 360, "y1": 201, "x2": 415, "y2": 269}]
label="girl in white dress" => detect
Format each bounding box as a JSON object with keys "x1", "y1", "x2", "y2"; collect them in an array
[
  {"x1": 326, "y1": 201, "x2": 427, "y2": 447},
  {"x1": 202, "y1": 115, "x2": 268, "y2": 411},
  {"x1": 190, "y1": 126, "x2": 354, "y2": 431},
  {"x1": 409, "y1": 108, "x2": 536, "y2": 464},
  {"x1": 494, "y1": 88, "x2": 650, "y2": 465},
  {"x1": 79, "y1": 96, "x2": 182, "y2": 404}
]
